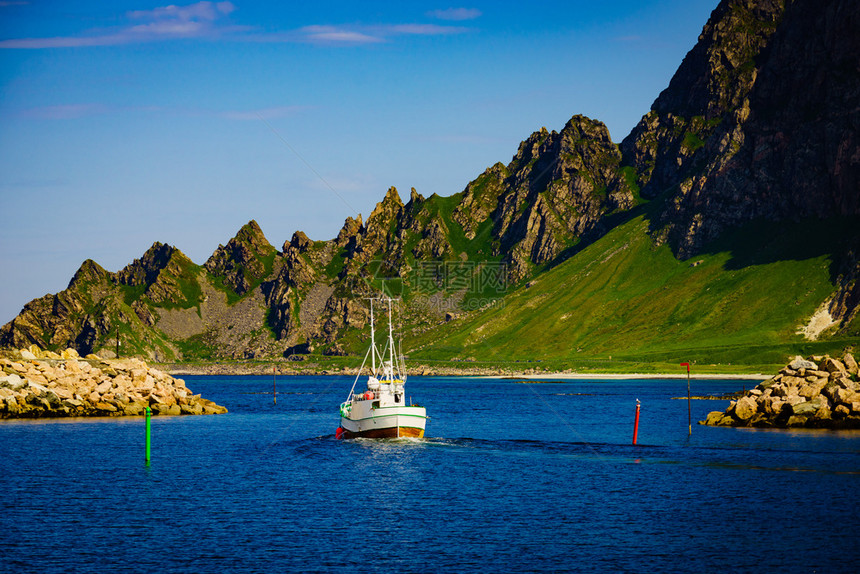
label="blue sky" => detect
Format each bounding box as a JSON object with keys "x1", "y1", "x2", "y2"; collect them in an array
[{"x1": 0, "y1": 0, "x2": 717, "y2": 324}]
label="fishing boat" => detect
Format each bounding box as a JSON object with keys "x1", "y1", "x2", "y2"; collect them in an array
[{"x1": 336, "y1": 296, "x2": 427, "y2": 439}]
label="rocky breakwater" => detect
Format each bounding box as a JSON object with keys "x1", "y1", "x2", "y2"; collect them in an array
[
  {"x1": 0, "y1": 346, "x2": 227, "y2": 419},
  {"x1": 703, "y1": 353, "x2": 860, "y2": 429}
]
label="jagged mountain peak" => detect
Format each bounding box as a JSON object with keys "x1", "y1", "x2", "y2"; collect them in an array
[
  {"x1": 116, "y1": 242, "x2": 185, "y2": 288},
  {"x1": 288, "y1": 230, "x2": 312, "y2": 253},
  {"x1": 335, "y1": 215, "x2": 363, "y2": 249},
  {"x1": 653, "y1": 0, "x2": 786, "y2": 120},
  {"x1": 408, "y1": 187, "x2": 426, "y2": 206},
  {"x1": 205, "y1": 220, "x2": 276, "y2": 296},
  {"x1": 67, "y1": 259, "x2": 112, "y2": 290},
  {"x1": 232, "y1": 219, "x2": 271, "y2": 249}
]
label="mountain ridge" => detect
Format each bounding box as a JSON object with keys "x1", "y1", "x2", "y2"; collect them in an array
[{"x1": 2, "y1": 0, "x2": 858, "y2": 365}]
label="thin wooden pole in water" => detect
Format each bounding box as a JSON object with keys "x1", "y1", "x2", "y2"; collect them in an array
[
  {"x1": 273, "y1": 365, "x2": 277, "y2": 405},
  {"x1": 681, "y1": 362, "x2": 691, "y2": 434},
  {"x1": 145, "y1": 406, "x2": 151, "y2": 466}
]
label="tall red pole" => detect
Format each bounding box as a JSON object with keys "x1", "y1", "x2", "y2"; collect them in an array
[{"x1": 632, "y1": 399, "x2": 641, "y2": 446}]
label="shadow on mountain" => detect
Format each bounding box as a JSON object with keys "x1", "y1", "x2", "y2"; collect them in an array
[
  {"x1": 693, "y1": 216, "x2": 860, "y2": 285},
  {"x1": 546, "y1": 203, "x2": 652, "y2": 272}
]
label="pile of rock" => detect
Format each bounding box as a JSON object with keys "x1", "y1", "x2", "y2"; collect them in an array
[
  {"x1": 0, "y1": 346, "x2": 227, "y2": 419},
  {"x1": 702, "y1": 353, "x2": 860, "y2": 429}
]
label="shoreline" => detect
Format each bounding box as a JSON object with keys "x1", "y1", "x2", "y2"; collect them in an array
[
  {"x1": 157, "y1": 362, "x2": 769, "y2": 380},
  {"x1": 506, "y1": 373, "x2": 769, "y2": 381}
]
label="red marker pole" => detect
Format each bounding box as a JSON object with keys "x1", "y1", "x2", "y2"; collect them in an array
[
  {"x1": 632, "y1": 399, "x2": 641, "y2": 446},
  {"x1": 681, "y1": 362, "x2": 691, "y2": 435}
]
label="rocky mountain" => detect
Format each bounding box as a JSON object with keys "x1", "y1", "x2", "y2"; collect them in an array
[
  {"x1": 2, "y1": 0, "x2": 858, "y2": 362},
  {"x1": 623, "y1": 0, "x2": 858, "y2": 254}
]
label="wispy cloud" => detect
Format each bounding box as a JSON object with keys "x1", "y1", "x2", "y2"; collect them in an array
[
  {"x1": 389, "y1": 24, "x2": 470, "y2": 36},
  {"x1": 294, "y1": 25, "x2": 384, "y2": 46},
  {"x1": 249, "y1": 22, "x2": 472, "y2": 46},
  {"x1": 295, "y1": 23, "x2": 471, "y2": 45},
  {"x1": 0, "y1": 2, "x2": 474, "y2": 49},
  {"x1": 426, "y1": 8, "x2": 482, "y2": 21},
  {"x1": 0, "y1": 1, "x2": 237, "y2": 49}
]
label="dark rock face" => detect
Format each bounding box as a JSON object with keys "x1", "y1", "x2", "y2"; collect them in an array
[
  {"x1": 489, "y1": 116, "x2": 634, "y2": 280},
  {"x1": 622, "y1": 0, "x2": 786, "y2": 200},
  {"x1": 1, "y1": 259, "x2": 115, "y2": 352},
  {"x1": 623, "y1": 0, "x2": 859, "y2": 257}
]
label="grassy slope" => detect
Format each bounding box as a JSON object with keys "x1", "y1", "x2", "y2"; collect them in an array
[{"x1": 406, "y1": 207, "x2": 859, "y2": 373}]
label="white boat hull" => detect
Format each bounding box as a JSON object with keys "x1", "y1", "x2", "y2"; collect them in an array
[{"x1": 340, "y1": 405, "x2": 427, "y2": 439}]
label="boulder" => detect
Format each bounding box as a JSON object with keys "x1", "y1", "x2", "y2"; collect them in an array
[
  {"x1": 799, "y1": 378, "x2": 829, "y2": 399},
  {"x1": 95, "y1": 401, "x2": 117, "y2": 413},
  {"x1": 844, "y1": 353, "x2": 859, "y2": 376},
  {"x1": 833, "y1": 387, "x2": 855, "y2": 406},
  {"x1": 789, "y1": 356, "x2": 817, "y2": 371},
  {"x1": 0, "y1": 374, "x2": 27, "y2": 391},
  {"x1": 787, "y1": 415, "x2": 809, "y2": 427},
  {"x1": 834, "y1": 404, "x2": 850, "y2": 419},
  {"x1": 791, "y1": 400, "x2": 820, "y2": 417},
  {"x1": 786, "y1": 394, "x2": 805, "y2": 407},
  {"x1": 199, "y1": 399, "x2": 228, "y2": 415},
  {"x1": 813, "y1": 404, "x2": 832, "y2": 422},
  {"x1": 704, "y1": 411, "x2": 725, "y2": 425},
  {"x1": 823, "y1": 357, "x2": 848, "y2": 375},
  {"x1": 180, "y1": 402, "x2": 203, "y2": 415},
  {"x1": 734, "y1": 396, "x2": 758, "y2": 421},
  {"x1": 95, "y1": 380, "x2": 113, "y2": 394},
  {"x1": 124, "y1": 401, "x2": 148, "y2": 416}
]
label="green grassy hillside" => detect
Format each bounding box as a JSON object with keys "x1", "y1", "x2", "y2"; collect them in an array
[{"x1": 406, "y1": 206, "x2": 859, "y2": 373}]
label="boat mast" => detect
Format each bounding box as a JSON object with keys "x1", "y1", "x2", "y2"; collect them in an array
[
  {"x1": 370, "y1": 298, "x2": 376, "y2": 374},
  {"x1": 388, "y1": 296, "x2": 395, "y2": 378}
]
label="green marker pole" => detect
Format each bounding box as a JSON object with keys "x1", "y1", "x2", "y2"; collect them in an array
[{"x1": 145, "y1": 406, "x2": 151, "y2": 466}]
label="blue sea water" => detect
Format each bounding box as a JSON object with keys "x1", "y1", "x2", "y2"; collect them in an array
[{"x1": 1, "y1": 375, "x2": 859, "y2": 573}]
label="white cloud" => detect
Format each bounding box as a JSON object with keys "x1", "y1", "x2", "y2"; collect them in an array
[
  {"x1": 296, "y1": 25, "x2": 384, "y2": 45},
  {"x1": 0, "y1": 1, "x2": 238, "y2": 49},
  {"x1": 426, "y1": 8, "x2": 482, "y2": 21},
  {"x1": 0, "y1": 2, "x2": 473, "y2": 49},
  {"x1": 128, "y1": 1, "x2": 235, "y2": 23},
  {"x1": 389, "y1": 24, "x2": 470, "y2": 35}
]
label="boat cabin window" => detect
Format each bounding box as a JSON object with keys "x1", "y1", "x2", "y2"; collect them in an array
[
  {"x1": 395, "y1": 394, "x2": 402, "y2": 403},
  {"x1": 372, "y1": 401, "x2": 380, "y2": 409}
]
